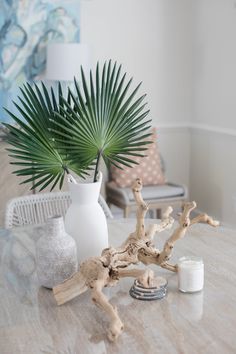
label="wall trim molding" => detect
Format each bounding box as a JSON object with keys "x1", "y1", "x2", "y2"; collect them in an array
[
  {"x1": 157, "y1": 122, "x2": 189, "y2": 130},
  {"x1": 158, "y1": 122, "x2": 236, "y2": 137},
  {"x1": 190, "y1": 123, "x2": 236, "y2": 137}
]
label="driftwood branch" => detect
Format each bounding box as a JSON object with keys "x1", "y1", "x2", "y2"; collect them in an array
[{"x1": 53, "y1": 178, "x2": 219, "y2": 341}]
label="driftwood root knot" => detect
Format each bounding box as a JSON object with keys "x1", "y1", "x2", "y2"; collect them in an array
[{"x1": 53, "y1": 179, "x2": 219, "y2": 341}]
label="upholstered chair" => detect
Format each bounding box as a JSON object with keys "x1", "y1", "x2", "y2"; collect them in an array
[{"x1": 106, "y1": 128, "x2": 188, "y2": 218}]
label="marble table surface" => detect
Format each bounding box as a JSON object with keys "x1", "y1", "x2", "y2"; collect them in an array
[{"x1": 0, "y1": 219, "x2": 236, "y2": 354}]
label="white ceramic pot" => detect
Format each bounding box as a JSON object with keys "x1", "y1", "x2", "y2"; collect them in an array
[
  {"x1": 65, "y1": 172, "x2": 108, "y2": 262},
  {"x1": 36, "y1": 216, "x2": 78, "y2": 288}
]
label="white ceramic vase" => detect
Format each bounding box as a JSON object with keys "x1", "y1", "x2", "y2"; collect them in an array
[
  {"x1": 36, "y1": 216, "x2": 78, "y2": 289},
  {"x1": 65, "y1": 172, "x2": 109, "y2": 262}
]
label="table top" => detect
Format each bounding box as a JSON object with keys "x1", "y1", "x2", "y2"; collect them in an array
[{"x1": 0, "y1": 219, "x2": 236, "y2": 354}]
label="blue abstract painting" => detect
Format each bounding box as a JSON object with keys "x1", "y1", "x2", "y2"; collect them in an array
[{"x1": 0, "y1": 0, "x2": 80, "y2": 123}]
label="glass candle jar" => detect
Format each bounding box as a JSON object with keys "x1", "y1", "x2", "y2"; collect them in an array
[{"x1": 178, "y1": 256, "x2": 204, "y2": 293}]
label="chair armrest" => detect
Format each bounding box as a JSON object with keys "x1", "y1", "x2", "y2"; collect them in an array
[
  {"x1": 167, "y1": 182, "x2": 188, "y2": 199},
  {"x1": 106, "y1": 182, "x2": 130, "y2": 204}
]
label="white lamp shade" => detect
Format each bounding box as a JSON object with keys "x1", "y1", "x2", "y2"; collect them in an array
[{"x1": 46, "y1": 43, "x2": 91, "y2": 81}]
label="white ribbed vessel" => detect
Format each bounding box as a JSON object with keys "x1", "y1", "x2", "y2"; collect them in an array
[
  {"x1": 65, "y1": 172, "x2": 108, "y2": 262},
  {"x1": 36, "y1": 216, "x2": 78, "y2": 288}
]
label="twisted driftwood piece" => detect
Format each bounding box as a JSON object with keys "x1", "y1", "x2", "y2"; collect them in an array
[{"x1": 53, "y1": 178, "x2": 219, "y2": 341}]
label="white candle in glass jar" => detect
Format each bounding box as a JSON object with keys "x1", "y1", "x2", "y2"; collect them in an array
[{"x1": 178, "y1": 256, "x2": 204, "y2": 293}]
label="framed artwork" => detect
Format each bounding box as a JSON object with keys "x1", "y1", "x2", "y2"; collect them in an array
[{"x1": 0, "y1": 0, "x2": 80, "y2": 124}]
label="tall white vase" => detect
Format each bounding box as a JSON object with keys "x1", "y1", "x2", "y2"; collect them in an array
[{"x1": 65, "y1": 172, "x2": 109, "y2": 262}]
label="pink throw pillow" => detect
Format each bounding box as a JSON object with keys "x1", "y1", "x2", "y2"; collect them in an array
[{"x1": 110, "y1": 128, "x2": 165, "y2": 188}]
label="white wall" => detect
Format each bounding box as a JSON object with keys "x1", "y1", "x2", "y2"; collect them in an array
[
  {"x1": 190, "y1": 130, "x2": 236, "y2": 225},
  {"x1": 158, "y1": 127, "x2": 190, "y2": 186},
  {"x1": 193, "y1": 0, "x2": 236, "y2": 129},
  {"x1": 81, "y1": 0, "x2": 236, "y2": 226},
  {"x1": 81, "y1": 0, "x2": 193, "y2": 125},
  {"x1": 80, "y1": 0, "x2": 193, "y2": 187},
  {"x1": 190, "y1": 0, "x2": 236, "y2": 225}
]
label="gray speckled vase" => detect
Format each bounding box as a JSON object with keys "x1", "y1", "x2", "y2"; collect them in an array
[{"x1": 36, "y1": 216, "x2": 78, "y2": 289}]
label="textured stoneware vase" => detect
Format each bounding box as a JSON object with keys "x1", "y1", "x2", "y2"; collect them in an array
[
  {"x1": 65, "y1": 172, "x2": 108, "y2": 262},
  {"x1": 36, "y1": 216, "x2": 78, "y2": 289}
]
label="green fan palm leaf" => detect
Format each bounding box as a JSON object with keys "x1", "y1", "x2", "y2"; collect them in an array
[
  {"x1": 53, "y1": 61, "x2": 152, "y2": 182},
  {"x1": 3, "y1": 83, "x2": 88, "y2": 191},
  {"x1": 3, "y1": 60, "x2": 152, "y2": 191}
]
